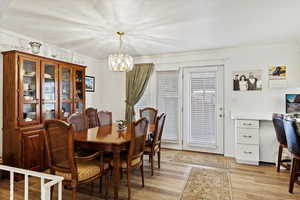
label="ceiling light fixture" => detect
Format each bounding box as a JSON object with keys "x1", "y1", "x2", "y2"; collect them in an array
[{"x1": 108, "y1": 32, "x2": 133, "y2": 72}]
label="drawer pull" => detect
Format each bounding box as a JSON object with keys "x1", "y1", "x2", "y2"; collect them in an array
[
  {"x1": 243, "y1": 135, "x2": 252, "y2": 138},
  {"x1": 243, "y1": 151, "x2": 252, "y2": 154}
]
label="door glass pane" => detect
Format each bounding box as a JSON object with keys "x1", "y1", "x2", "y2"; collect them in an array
[
  {"x1": 75, "y1": 102, "x2": 83, "y2": 113},
  {"x1": 43, "y1": 103, "x2": 56, "y2": 120},
  {"x1": 43, "y1": 64, "x2": 55, "y2": 100},
  {"x1": 190, "y1": 72, "x2": 217, "y2": 146},
  {"x1": 61, "y1": 68, "x2": 71, "y2": 100},
  {"x1": 75, "y1": 71, "x2": 83, "y2": 100},
  {"x1": 23, "y1": 104, "x2": 37, "y2": 121},
  {"x1": 62, "y1": 102, "x2": 71, "y2": 118},
  {"x1": 23, "y1": 60, "x2": 36, "y2": 101}
]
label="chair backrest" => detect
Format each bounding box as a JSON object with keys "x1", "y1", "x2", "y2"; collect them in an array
[
  {"x1": 67, "y1": 112, "x2": 88, "y2": 132},
  {"x1": 128, "y1": 118, "x2": 149, "y2": 162},
  {"x1": 156, "y1": 113, "x2": 167, "y2": 143},
  {"x1": 283, "y1": 117, "x2": 300, "y2": 156},
  {"x1": 150, "y1": 113, "x2": 167, "y2": 148},
  {"x1": 44, "y1": 120, "x2": 76, "y2": 173},
  {"x1": 139, "y1": 107, "x2": 158, "y2": 124},
  {"x1": 85, "y1": 107, "x2": 99, "y2": 128},
  {"x1": 272, "y1": 113, "x2": 287, "y2": 145},
  {"x1": 98, "y1": 111, "x2": 112, "y2": 126}
]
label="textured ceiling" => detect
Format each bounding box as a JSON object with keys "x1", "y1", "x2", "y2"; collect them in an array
[{"x1": 0, "y1": 0, "x2": 300, "y2": 59}]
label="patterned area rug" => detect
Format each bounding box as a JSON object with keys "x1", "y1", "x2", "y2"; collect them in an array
[
  {"x1": 181, "y1": 167, "x2": 232, "y2": 200},
  {"x1": 162, "y1": 149, "x2": 231, "y2": 169}
]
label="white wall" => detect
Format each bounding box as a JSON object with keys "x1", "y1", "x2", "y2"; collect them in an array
[
  {"x1": 99, "y1": 42, "x2": 300, "y2": 158},
  {"x1": 97, "y1": 64, "x2": 126, "y2": 121},
  {"x1": 0, "y1": 28, "x2": 103, "y2": 156}
]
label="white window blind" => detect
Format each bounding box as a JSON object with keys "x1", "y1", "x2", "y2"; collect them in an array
[
  {"x1": 189, "y1": 72, "x2": 217, "y2": 146},
  {"x1": 157, "y1": 71, "x2": 179, "y2": 142}
]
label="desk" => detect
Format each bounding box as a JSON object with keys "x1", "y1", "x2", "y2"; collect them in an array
[
  {"x1": 74, "y1": 123, "x2": 155, "y2": 200},
  {"x1": 231, "y1": 114, "x2": 275, "y2": 165}
]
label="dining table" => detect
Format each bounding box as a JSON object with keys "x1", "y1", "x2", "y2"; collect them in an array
[{"x1": 73, "y1": 123, "x2": 155, "y2": 200}]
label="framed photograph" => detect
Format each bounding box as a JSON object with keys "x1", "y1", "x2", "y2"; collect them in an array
[
  {"x1": 232, "y1": 70, "x2": 262, "y2": 91},
  {"x1": 85, "y1": 76, "x2": 95, "y2": 92}
]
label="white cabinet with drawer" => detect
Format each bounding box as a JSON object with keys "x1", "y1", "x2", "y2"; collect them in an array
[{"x1": 235, "y1": 119, "x2": 260, "y2": 165}]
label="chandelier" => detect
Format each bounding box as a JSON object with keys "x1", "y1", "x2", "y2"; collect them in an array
[{"x1": 108, "y1": 32, "x2": 134, "y2": 72}]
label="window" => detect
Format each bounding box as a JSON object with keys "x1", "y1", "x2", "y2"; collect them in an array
[
  {"x1": 157, "y1": 71, "x2": 179, "y2": 142},
  {"x1": 134, "y1": 82, "x2": 152, "y2": 119}
]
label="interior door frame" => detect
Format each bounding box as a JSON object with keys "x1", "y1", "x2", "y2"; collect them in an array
[{"x1": 182, "y1": 65, "x2": 224, "y2": 154}]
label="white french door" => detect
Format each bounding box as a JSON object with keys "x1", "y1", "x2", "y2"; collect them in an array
[{"x1": 183, "y1": 66, "x2": 224, "y2": 154}]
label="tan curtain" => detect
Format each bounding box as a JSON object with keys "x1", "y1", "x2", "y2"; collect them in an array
[{"x1": 125, "y1": 63, "x2": 154, "y2": 122}]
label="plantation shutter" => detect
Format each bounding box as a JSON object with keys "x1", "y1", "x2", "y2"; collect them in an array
[{"x1": 157, "y1": 71, "x2": 179, "y2": 142}]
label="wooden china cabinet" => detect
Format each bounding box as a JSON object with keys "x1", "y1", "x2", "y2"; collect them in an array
[{"x1": 2, "y1": 50, "x2": 86, "y2": 172}]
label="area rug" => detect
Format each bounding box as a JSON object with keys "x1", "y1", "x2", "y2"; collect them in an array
[
  {"x1": 181, "y1": 167, "x2": 232, "y2": 200},
  {"x1": 162, "y1": 149, "x2": 231, "y2": 169}
]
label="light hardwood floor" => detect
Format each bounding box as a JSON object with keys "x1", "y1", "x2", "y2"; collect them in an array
[{"x1": 0, "y1": 149, "x2": 300, "y2": 200}]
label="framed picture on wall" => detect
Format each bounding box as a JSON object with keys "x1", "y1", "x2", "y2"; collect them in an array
[
  {"x1": 232, "y1": 70, "x2": 262, "y2": 91},
  {"x1": 85, "y1": 76, "x2": 95, "y2": 92},
  {"x1": 268, "y1": 65, "x2": 287, "y2": 88}
]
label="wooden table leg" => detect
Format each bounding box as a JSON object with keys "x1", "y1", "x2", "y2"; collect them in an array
[{"x1": 113, "y1": 145, "x2": 121, "y2": 200}]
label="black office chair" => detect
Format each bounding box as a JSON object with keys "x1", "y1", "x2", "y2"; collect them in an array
[
  {"x1": 272, "y1": 113, "x2": 290, "y2": 172},
  {"x1": 283, "y1": 117, "x2": 300, "y2": 193}
]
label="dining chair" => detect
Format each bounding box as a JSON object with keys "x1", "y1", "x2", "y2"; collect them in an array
[
  {"x1": 283, "y1": 117, "x2": 300, "y2": 193},
  {"x1": 44, "y1": 120, "x2": 109, "y2": 200},
  {"x1": 68, "y1": 112, "x2": 99, "y2": 157},
  {"x1": 68, "y1": 112, "x2": 88, "y2": 132},
  {"x1": 111, "y1": 118, "x2": 149, "y2": 200},
  {"x1": 98, "y1": 111, "x2": 112, "y2": 126},
  {"x1": 85, "y1": 107, "x2": 100, "y2": 128},
  {"x1": 272, "y1": 113, "x2": 290, "y2": 172},
  {"x1": 144, "y1": 113, "x2": 166, "y2": 176},
  {"x1": 139, "y1": 107, "x2": 158, "y2": 125}
]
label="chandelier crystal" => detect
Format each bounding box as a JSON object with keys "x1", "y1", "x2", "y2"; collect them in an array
[{"x1": 108, "y1": 32, "x2": 133, "y2": 72}]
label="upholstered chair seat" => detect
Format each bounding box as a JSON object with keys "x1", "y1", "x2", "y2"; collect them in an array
[
  {"x1": 56, "y1": 160, "x2": 109, "y2": 181},
  {"x1": 145, "y1": 144, "x2": 159, "y2": 153},
  {"x1": 111, "y1": 156, "x2": 142, "y2": 168}
]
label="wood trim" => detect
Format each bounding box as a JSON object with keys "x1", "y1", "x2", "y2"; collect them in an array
[{"x1": 1, "y1": 50, "x2": 87, "y2": 68}]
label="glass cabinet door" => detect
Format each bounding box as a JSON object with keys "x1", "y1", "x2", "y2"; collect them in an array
[
  {"x1": 74, "y1": 68, "x2": 85, "y2": 114},
  {"x1": 75, "y1": 70, "x2": 84, "y2": 101},
  {"x1": 61, "y1": 67, "x2": 72, "y2": 100},
  {"x1": 60, "y1": 66, "x2": 73, "y2": 119},
  {"x1": 41, "y1": 62, "x2": 58, "y2": 121},
  {"x1": 19, "y1": 56, "x2": 40, "y2": 125}
]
